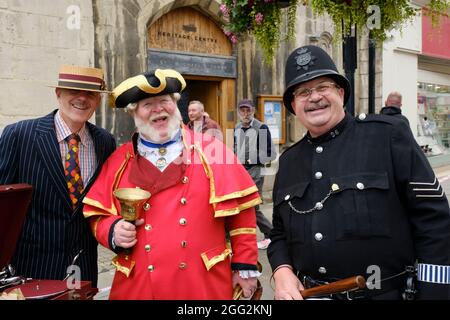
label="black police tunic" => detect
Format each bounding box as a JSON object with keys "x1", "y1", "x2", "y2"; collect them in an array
[{"x1": 268, "y1": 112, "x2": 450, "y2": 299}]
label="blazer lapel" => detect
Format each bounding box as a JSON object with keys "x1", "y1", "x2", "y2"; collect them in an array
[{"x1": 35, "y1": 111, "x2": 73, "y2": 210}]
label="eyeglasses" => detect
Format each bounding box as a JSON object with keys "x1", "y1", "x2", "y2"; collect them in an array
[{"x1": 293, "y1": 82, "x2": 340, "y2": 101}]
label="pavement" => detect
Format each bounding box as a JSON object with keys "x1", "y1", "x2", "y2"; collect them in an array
[{"x1": 93, "y1": 164, "x2": 450, "y2": 300}]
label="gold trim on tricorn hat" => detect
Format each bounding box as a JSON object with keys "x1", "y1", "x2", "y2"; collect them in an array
[
  {"x1": 49, "y1": 65, "x2": 108, "y2": 93},
  {"x1": 110, "y1": 69, "x2": 186, "y2": 108}
]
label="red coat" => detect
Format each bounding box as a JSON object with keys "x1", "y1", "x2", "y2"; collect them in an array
[{"x1": 83, "y1": 128, "x2": 260, "y2": 299}]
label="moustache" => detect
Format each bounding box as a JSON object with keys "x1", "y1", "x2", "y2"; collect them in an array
[{"x1": 304, "y1": 102, "x2": 328, "y2": 112}]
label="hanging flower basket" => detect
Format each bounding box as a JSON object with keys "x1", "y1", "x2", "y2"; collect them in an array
[{"x1": 219, "y1": 0, "x2": 301, "y2": 63}]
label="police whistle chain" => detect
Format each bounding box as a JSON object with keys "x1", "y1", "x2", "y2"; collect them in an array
[{"x1": 300, "y1": 276, "x2": 366, "y2": 299}]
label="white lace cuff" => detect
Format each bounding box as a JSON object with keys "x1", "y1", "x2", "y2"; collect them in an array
[{"x1": 238, "y1": 270, "x2": 262, "y2": 279}]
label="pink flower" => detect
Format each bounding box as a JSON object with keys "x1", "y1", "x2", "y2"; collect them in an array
[
  {"x1": 255, "y1": 12, "x2": 264, "y2": 25},
  {"x1": 231, "y1": 35, "x2": 238, "y2": 44}
]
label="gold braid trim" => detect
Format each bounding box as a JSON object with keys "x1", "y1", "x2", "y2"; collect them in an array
[
  {"x1": 82, "y1": 199, "x2": 117, "y2": 216},
  {"x1": 214, "y1": 197, "x2": 262, "y2": 218},
  {"x1": 111, "y1": 255, "x2": 135, "y2": 278},
  {"x1": 229, "y1": 228, "x2": 257, "y2": 237},
  {"x1": 211, "y1": 186, "x2": 259, "y2": 203},
  {"x1": 92, "y1": 216, "x2": 101, "y2": 238},
  {"x1": 201, "y1": 248, "x2": 232, "y2": 271},
  {"x1": 192, "y1": 142, "x2": 259, "y2": 209}
]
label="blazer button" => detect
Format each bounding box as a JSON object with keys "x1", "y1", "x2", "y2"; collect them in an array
[
  {"x1": 316, "y1": 146, "x2": 323, "y2": 153},
  {"x1": 179, "y1": 218, "x2": 187, "y2": 226},
  {"x1": 284, "y1": 194, "x2": 290, "y2": 201},
  {"x1": 314, "y1": 233, "x2": 323, "y2": 241},
  {"x1": 356, "y1": 182, "x2": 365, "y2": 190},
  {"x1": 315, "y1": 172, "x2": 323, "y2": 180},
  {"x1": 318, "y1": 267, "x2": 327, "y2": 274}
]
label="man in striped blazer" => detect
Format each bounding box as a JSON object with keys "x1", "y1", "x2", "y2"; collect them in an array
[{"x1": 0, "y1": 65, "x2": 116, "y2": 287}]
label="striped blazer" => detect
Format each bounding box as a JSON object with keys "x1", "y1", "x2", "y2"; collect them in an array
[{"x1": 0, "y1": 110, "x2": 116, "y2": 286}]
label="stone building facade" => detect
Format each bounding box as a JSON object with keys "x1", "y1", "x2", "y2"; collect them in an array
[{"x1": 2, "y1": 0, "x2": 383, "y2": 148}]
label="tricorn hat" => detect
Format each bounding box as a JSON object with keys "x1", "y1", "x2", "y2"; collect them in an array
[
  {"x1": 111, "y1": 69, "x2": 186, "y2": 108},
  {"x1": 50, "y1": 65, "x2": 108, "y2": 92},
  {"x1": 283, "y1": 45, "x2": 351, "y2": 114}
]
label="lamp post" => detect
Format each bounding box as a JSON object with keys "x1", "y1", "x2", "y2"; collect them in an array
[{"x1": 342, "y1": 22, "x2": 357, "y2": 116}]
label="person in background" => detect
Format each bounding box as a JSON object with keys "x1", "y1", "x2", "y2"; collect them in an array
[
  {"x1": 380, "y1": 91, "x2": 409, "y2": 125},
  {"x1": 269, "y1": 45, "x2": 450, "y2": 300},
  {"x1": 0, "y1": 65, "x2": 116, "y2": 286},
  {"x1": 187, "y1": 100, "x2": 223, "y2": 140},
  {"x1": 83, "y1": 69, "x2": 260, "y2": 299},
  {"x1": 234, "y1": 99, "x2": 277, "y2": 250}
]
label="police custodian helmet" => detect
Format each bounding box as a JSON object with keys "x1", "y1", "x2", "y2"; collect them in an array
[{"x1": 283, "y1": 45, "x2": 351, "y2": 114}]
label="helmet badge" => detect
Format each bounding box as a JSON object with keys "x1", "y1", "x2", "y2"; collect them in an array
[{"x1": 295, "y1": 48, "x2": 316, "y2": 71}]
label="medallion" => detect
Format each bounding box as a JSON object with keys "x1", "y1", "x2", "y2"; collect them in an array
[
  {"x1": 158, "y1": 147, "x2": 167, "y2": 156},
  {"x1": 156, "y1": 157, "x2": 167, "y2": 170}
]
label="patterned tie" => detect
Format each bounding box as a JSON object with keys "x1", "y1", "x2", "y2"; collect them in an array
[{"x1": 64, "y1": 133, "x2": 84, "y2": 208}]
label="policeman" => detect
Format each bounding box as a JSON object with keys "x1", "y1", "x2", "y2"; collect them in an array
[{"x1": 268, "y1": 45, "x2": 450, "y2": 300}]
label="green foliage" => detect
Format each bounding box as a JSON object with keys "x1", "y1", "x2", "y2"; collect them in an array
[{"x1": 308, "y1": 0, "x2": 449, "y2": 42}]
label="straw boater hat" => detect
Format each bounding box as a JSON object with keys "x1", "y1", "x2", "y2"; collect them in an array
[
  {"x1": 50, "y1": 65, "x2": 108, "y2": 92},
  {"x1": 110, "y1": 69, "x2": 186, "y2": 108}
]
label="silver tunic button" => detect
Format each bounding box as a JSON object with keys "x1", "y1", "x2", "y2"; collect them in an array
[
  {"x1": 315, "y1": 172, "x2": 323, "y2": 180},
  {"x1": 148, "y1": 265, "x2": 154, "y2": 272},
  {"x1": 179, "y1": 218, "x2": 187, "y2": 226},
  {"x1": 316, "y1": 146, "x2": 323, "y2": 153},
  {"x1": 314, "y1": 233, "x2": 323, "y2": 241},
  {"x1": 356, "y1": 182, "x2": 365, "y2": 190},
  {"x1": 144, "y1": 244, "x2": 151, "y2": 252},
  {"x1": 284, "y1": 194, "x2": 290, "y2": 201},
  {"x1": 180, "y1": 198, "x2": 187, "y2": 205},
  {"x1": 315, "y1": 202, "x2": 323, "y2": 210},
  {"x1": 182, "y1": 176, "x2": 189, "y2": 184},
  {"x1": 358, "y1": 113, "x2": 367, "y2": 120},
  {"x1": 143, "y1": 203, "x2": 150, "y2": 211},
  {"x1": 318, "y1": 267, "x2": 327, "y2": 274},
  {"x1": 145, "y1": 224, "x2": 152, "y2": 231}
]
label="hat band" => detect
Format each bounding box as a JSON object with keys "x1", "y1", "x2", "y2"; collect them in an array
[
  {"x1": 58, "y1": 73, "x2": 104, "y2": 90},
  {"x1": 58, "y1": 81, "x2": 103, "y2": 90}
]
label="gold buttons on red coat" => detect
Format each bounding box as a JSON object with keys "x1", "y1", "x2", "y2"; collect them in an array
[
  {"x1": 145, "y1": 224, "x2": 152, "y2": 231},
  {"x1": 182, "y1": 176, "x2": 189, "y2": 184},
  {"x1": 180, "y1": 198, "x2": 187, "y2": 205},
  {"x1": 148, "y1": 265, "x2": 154, "y2": 272},
  {"x1": 145, "y1": 244, "x2": 151, "y2": 252},
  {"x1": 179, "y1": 262, "x2": 187, "y2": 270},
  {"x1": 179, "y1": 218, "x2": 187, "y2": 226},
  {"x1": 181, "y1": 241, "x2": 187, "y2": 248},
  {"x1": 143, "y1": 203, "x2": 150, "y2": 211}
]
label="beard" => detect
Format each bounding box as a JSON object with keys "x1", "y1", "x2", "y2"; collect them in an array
[{"x1": 135, "y1": 108, "x2": 182, "y2": 143}]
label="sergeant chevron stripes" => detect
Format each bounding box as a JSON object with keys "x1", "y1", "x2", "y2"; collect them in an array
[
  {"x1": 409, "y1": 177, "x2": 444, "y2": 198},
  {"x1": 417, "y1": 263, "x2": 450, "y2": 284}
]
